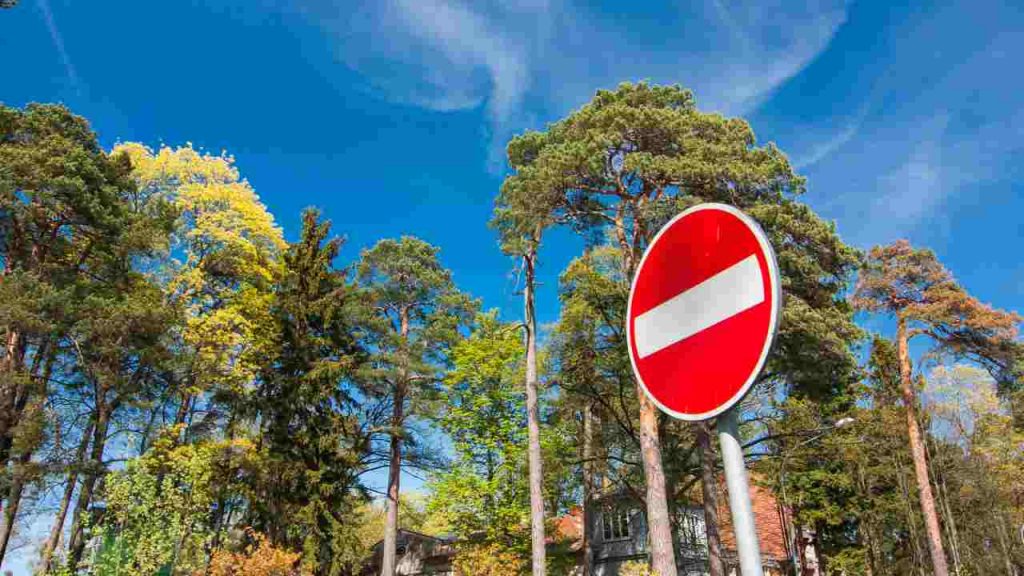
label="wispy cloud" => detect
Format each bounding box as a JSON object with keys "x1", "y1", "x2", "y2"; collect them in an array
[
  {"x1": 872, "y1": 113, "x2": 948, "y2": 227},
  {"x1": 814, "y1": 12, "x2": 1024, "y2": 245},
  {"x1": 323, "y1": 0, "x2": 849, "y2": 160},
  {"x1": 35, "y1": 0, "x2": 79, "y2": 89},
  {"x1": 705, "y1": 1, "x2": 849, "y2": 114},
  {"x1": 387, "y1": 0, "x2": 530, "y2": 124},
  {"x1": 793, "y1": 88, "x2": 880, "y2": 170},
  {"x1": 794, "y1": 122, "x2": 859, "y2": 171}
]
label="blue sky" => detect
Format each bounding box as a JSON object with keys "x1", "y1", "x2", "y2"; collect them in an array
[{"x1": 2, "y1": 0, "x2": 1023, "y2": 570}]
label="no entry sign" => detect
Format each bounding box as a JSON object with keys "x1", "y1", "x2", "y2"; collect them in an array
[{"x1": 626, "y1": 203, "x2": 781, "y2": 421}]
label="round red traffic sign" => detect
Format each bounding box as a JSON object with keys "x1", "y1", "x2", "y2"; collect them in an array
[{"x1": 626, "y1": 203, "x2": 781, "y2": 421}]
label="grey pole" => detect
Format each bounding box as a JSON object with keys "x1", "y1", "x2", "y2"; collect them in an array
[{"x1": 717, "y1": 408, "x2": 763, "y2": 576}]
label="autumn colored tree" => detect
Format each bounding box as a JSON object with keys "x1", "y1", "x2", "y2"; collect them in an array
[
  {"x1": 356, "y1": 237, "x2": 475, "y2": 576},
  {"x1": 114, "y1": 142, "x2": 285, "y2": 441},
  {"x1": 452, "y1": 542, "x2": 526, "y2": 576},
  {"x1": 854, "y1": 239, "x2": 1022, "y2": 576},
  {"x1": 206, "y1": 529, "x2": 305, "y2": 576}
]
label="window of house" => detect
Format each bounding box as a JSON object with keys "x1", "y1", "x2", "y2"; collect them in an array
[
  {"x1": 602, "y1": 509, "x2": 632, "y2": 540},
  {"x1": 675, "y1": 506, "x2": 709, "y2": 561},
  {"x1": 678, "y1": 507, "x2": 707, "y2": 548}
]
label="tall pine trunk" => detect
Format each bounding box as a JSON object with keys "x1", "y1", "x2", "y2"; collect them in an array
[
  {"x1": 381, "y1": 311, "x2": 409, "y2": 576},
  {"x1": 582, "y1": 403, "x2": 597, "y2": 576},
  {"x1": 523, "y1": 244, "x2": 547, "y2": 576},
  {"x1": 0, "y1": 339, "x2": 54, "y2": 564},
  {"x1": 893, "y1": 451, "x2": 926, "y2": 576},
  {"x1": 0, "y1": 450, "x2": 31, "y2": 565},
  {"x1": 0, "y1": 330, "x2": 26, "y2": 477},
  {"x1": 897, "y1": 318, "x2": 949, "y2": 576},
  {"x1": 66, "y1": 406, "x2": 111, "y2": 570},
  {"x1": 638, "y1": 392, "x2": 678, "y2": 576},
  {"x1": 697, "y1": 422, "x2": 724, "y2": 576},
  {"x1": 39, "y1": 419, "x2": 94, "y2": 575},
  {"x1": 616, "y1": 211, "x2": 677, "y2": 576}
]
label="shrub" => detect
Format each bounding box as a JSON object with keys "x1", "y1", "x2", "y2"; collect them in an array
[
  {"x1": 619, "y1": 560, "x2": 656, "y2": 576},
  {"x1": 205, "y1": 529, "x2": 305, "y2": 576},
  {"x1": 452, "y1": 542, "x2": 527, "y2": 576}
]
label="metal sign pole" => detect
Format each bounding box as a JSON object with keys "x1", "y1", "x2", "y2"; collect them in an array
[{"x1": 717, "y1": 407, "x2": 763, "y2": 576}]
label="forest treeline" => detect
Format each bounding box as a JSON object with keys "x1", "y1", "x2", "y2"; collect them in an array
[{"x1": 1, "y1": 84, "x2": 1022, "y2": 576}]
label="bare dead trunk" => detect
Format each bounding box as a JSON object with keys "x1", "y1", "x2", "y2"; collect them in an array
[
  {"x1": 925, "y1": 436, "x2": 962, "y2": 576},
  {"x1": 67, "y1": 406, "x2": 111, "y2": 570},
  {"x1": 582, "y1": 403, "x2": 597, "y2": 576},
  {"x1": 697, "y1": 422, "x2": 724, "y2": 576},
  {"x1": 638, "y1": 391, "x2": 678, "y2": 576},
  {"x1": 381, "y1": 311, "x2": 410, "y2": 576},
  {"x1": 39, "y1": 420, "x2": 94, "y2": 575},
  {"x1": 856, "y1": 462, "x2": 880, "y2": 576},
  {"x1": 897, "y1": 317, "x2": 949, "y2": 576},
  {"x1": 523, "y1": 246, "x2": 547, "y2": 576}
]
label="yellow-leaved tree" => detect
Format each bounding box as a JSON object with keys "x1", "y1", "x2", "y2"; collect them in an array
[{"x1": 114, "y1": 142, "x2": 285, "y2": 437}]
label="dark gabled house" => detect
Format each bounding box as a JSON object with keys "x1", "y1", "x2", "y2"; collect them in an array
[{"x1": 362, "y1": 529, "x2": 456, "y2": 576}]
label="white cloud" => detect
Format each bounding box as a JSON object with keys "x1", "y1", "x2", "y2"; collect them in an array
[
  {"x1": 337, "y1": 0, "x2": 538, "y2": 125},
  {"x1": 704, "y1": 1, "x2": 849, "y2": 114},
  {"x1": 324, "y1": 0, "x2": 849, "y2": 156},
  {"x1": 794, "y1": 121, "x2": 860, "y2": 171}
]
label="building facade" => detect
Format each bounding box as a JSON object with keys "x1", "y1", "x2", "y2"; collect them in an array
[{"x1": 579, "y1": 481, "x2": 790, "y2": 576}]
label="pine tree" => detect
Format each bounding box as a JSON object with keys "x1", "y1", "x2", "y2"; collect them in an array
[
  {"x1": 357, "y1": 237, "x2": 475, "y2": 576},
  {"x1": 854, "y1": 240, "x2": 1022, "y2": 576},
  {"x1": 0, "y1": 103, "x2": 176, "y2": 567},
  {"x1": 504, "y1": 83, "x2": 861, "y2": 575}
]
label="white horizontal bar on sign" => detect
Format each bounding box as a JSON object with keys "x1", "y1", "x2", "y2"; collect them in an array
[{"x1": 633, "y1": 254, "x2": 765, "y2": 359}]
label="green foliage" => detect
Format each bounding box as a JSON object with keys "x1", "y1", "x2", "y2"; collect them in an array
[
  {"x1": 248, "y1": 209, "x2": 367, "y2": 576},
  {"x1": 4, "y1": 92, "x2": 1023, "y2": 576},
  {"x1": 354, "y1": 493, "x2": 448, "y2": 550},
  {"x1": 90, "y1": 432, "x2": 234, "y2": 575},
  {"x1": 356, "y1": 236, "x2": 476, "y2": 466},
  {"x1": 502, "y1": 82, "x2": 862, "y2": 402},
  {"x1": 0, "y1": 103, "x2": 177, "y2": 558},
  {"x1": 428, "y1": 311, "x2": 529, "y2": 543}
]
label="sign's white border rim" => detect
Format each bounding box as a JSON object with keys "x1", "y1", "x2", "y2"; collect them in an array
[{"x1": 625, "y1": 203, "x2": 782, "y2": 422}]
